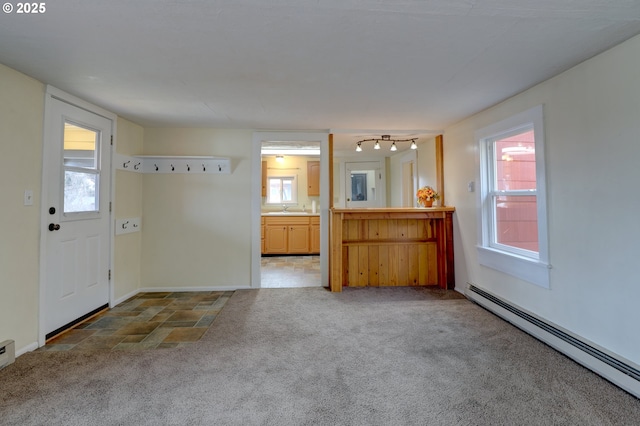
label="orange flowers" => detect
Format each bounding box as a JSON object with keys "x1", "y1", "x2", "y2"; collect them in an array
[{"x1": 416, "y1": 186, "x2": 439, "y2": 202}]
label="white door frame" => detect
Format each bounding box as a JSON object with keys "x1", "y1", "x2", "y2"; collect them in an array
[
  {"x1": 38, "y1": 86, "x2": 117, "y2": 347},
  {"x1": 400, "y1": 150, "x2": 418, "y2": 207},
  {"x1": 251, "y1": 132, "x2": 330, "y2": 288}
]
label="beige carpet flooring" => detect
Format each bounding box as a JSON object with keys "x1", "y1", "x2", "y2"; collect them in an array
[{"x1": 1, "y1": 287, "x2": 639, "y2": 425}]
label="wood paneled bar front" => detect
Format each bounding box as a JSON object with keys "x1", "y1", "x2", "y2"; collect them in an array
[{"x1": 330, "y1": 208, "x2": 455, "y2": 292}]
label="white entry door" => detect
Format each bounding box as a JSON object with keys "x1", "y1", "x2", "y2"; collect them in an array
[{"x1": 42, "y1": 95, "x2": 112, "y2": 338}]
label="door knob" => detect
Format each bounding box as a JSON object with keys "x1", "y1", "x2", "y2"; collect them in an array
[{"x1": 48, "y1": 223, "x2": 60, "y2": 231}]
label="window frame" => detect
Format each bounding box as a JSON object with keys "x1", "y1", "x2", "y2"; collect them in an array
[
  {"x1": 265, "y1": 174, "x2": 298, "y2": 205},
  {"x1": 476, "y1": 105, "x2": 550, "y2": 288},
  {"x1": 62, "y1": 119, "x2": 102, "y2": 218}
]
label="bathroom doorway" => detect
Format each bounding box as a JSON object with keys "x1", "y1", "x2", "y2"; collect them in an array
[{"x1": 251, "y1": 132, "x2": 330, "y2": 289}]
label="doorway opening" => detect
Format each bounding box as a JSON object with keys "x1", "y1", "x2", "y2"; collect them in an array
[{"x1": 251, "y1": 132, "x2": 329, "y2": 289}]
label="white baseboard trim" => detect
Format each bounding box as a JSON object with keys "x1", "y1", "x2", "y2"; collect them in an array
[
  {"x1": 139, "y1": 285, "x2": 251, "y2": 293},
  {"x1": 17, "y1": 342, "x2": 39, "y2": 357},
  {"x1": 112, "y1": 289, "x2": 140, "y2": 306},
  {"x1": 466, "y1": 283, "x2": 640, "y2": 399}
]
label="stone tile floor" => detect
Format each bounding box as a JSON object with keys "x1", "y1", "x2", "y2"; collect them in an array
[
  {"x1": 40, "y1": 291, "x2": 233, "y2": 352},
  {"x1": 261, "y1": 255, "x2": 321, "y2": 288}
]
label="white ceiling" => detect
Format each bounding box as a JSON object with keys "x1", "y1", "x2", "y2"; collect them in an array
[{"x1": 1, "y1": 0, "x2": 639, "y2": 154}]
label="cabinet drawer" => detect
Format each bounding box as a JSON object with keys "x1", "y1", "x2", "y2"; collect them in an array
[{"x1": 264, "y1": 216, "x2": 310, "y2": 226}]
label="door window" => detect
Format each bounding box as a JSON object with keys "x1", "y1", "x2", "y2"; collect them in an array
[{"x1": 63, "y1": 122, "x2": 100, "y2": 214}]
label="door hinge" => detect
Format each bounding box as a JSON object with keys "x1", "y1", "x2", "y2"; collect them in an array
[
  {"x1": 110, "y1": 135, "x2": 113, "y2": 145},
  {"x1": 108, "y1": 269, "x2": 111, "y2": 280},
  {"x1": 109, "y1": 202, "x2": 112, "y2": 212}
]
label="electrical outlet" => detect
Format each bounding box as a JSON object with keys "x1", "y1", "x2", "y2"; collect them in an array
[{"x1": 467, "y1": 181, "x2": 475, "y2": 193}]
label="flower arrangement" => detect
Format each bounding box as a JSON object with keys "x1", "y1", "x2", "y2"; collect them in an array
[{"x1": 416, "y1": 186, "x2": 439, "y2": 207}]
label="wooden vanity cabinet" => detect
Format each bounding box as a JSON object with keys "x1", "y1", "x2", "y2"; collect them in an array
[{"x1": 262, "y1": 215, "x2": 320, "y2": 254}]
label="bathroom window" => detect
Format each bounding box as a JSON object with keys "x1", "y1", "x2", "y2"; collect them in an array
[
  {"x1": 266, "y1": 175, "x2": 298, "y2": 205},
  {"x1": 476, "y1": 105, "x2": 550, "y2": 288}
]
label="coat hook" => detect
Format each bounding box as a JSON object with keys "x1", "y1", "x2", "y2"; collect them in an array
[
  {"x1": 218, "y1": 164, "x2": 222, "y2": 172},
  {"x1": 122, "y1": 220, "x2": 129, "y2": 229},
  {"x1": 123, "y1": 160, "x2": 130, "y2": 168},
  {"x1": 171, "y1": 164, "x2": 175, "y2": 171},
  {"x1": 154, "y1": 164, "x2": 159, "y2": 171},
  {"x1": 187, "y1": 164, "x2": 190, "y2": 171},
  {"x1": 202, "y1": 164, "x2": 206, "y2": 172},
  {"x1": 134, "y1": 162, "x2": 141, "y2": 170}
]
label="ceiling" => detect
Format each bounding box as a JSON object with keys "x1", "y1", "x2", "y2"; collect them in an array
[{"x1": 1, "y1": 0, "x2": 639, "y2": 154}]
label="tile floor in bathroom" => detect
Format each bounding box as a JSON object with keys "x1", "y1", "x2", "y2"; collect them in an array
[{"x1": 260, "y1": 255, "x2": 321, "y2": 288}]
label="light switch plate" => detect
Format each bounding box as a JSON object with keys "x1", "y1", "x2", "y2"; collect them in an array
[{"x1": 24, "y1": 190, "x2": 33, "y2": 206}]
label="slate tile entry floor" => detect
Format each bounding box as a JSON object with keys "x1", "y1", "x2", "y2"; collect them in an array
[{"x1": 41, "y1": 291, "x2": 234, "y2": 352}]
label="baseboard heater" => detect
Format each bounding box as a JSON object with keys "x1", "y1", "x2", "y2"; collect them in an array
[{"x1": 466, "y1": 284, "x2": 640, "y2": 398}]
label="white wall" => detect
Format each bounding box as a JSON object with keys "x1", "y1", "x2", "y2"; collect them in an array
[
  {"x1": 141, "y1": 128, "x2": 253, "y2": 289},
  {"x1": 444, "y1": 34, "x2": 640, "y2": 365},
  {"x1": 417, "y1": 137, "x2": 437, "y2": 193},
  {"x1": 389, "y1": 149, "x2": 417, "y2": 207},
  {"x1": 113, "y1": 118, "x2": 144, "y2": 302},
  {"x1": 0, "y1": 64, "x2": 44, "y2": 353}
]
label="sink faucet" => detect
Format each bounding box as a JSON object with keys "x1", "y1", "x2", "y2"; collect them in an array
[{"x1": 282, "y1": 205, "x2": 289, "y2": 212}]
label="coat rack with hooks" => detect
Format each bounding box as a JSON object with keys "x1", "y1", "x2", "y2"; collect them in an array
[{"x1": 115, "y1": 154, "x2": 231, "y2": 174}]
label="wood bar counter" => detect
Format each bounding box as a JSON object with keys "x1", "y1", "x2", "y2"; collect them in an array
[{"x1": 330, "y1": 207, "x2": 455, "y2": 292}]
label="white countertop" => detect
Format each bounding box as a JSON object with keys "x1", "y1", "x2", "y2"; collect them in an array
[{"x1": 261, "y1": 211, "x2": 320, "y2": 216}]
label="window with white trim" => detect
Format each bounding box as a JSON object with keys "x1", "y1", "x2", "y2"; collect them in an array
[
  {"x1": 266, "y1": 175, "x2": 298, "y2": 205},
  {"x1": 476, "y1": 105, "x2": 550, "y2": 288}
]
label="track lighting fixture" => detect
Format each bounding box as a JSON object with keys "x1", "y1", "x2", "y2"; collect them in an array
[{"x1": 355, "y1": 135, "x2": 419, "y2": 152}]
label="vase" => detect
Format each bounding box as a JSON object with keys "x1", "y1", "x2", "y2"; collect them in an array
[{"x1": 419, "y1": 199, "x2": 433, "y2": 207}]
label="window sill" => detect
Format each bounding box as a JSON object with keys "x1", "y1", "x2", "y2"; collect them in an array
[{"x1": 477, "y1": 246, "x2": 550, "y2": 289}]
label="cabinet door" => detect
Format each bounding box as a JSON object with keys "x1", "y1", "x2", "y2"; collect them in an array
[
  {"x1": 264, "y1": 225, "x2": 288, "y2": 253},
  {"x1": 261, "y1": 218, "x2": 265, "y2": 254},
  {"x1": 288, "y1": 225, "x2": 310, "y2": 253},
  {"x1": 310, "y1": 224, "x2": 320, "y2": 254},
  {"x1": 307, "y1": 161, "x2": 320, "y2": 196}
]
